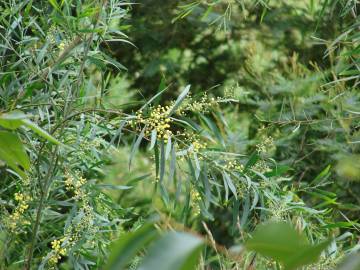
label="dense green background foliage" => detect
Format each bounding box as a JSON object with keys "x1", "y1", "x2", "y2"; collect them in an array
[{"x1": 0, "y1": 0, "x2": 359, "y2": 269}]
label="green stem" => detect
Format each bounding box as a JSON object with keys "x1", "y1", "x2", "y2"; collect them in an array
[
  {"x1": 24, "y1": 2, "x2": 107, "y2": 268},
  {"x1": 25, "y1": 150, "x2": 58, "y2": 270}
]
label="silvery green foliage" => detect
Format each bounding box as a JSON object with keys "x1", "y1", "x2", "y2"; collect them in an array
[{"x1": 0, "y1": 0, "x2": 358, "y2": 269}]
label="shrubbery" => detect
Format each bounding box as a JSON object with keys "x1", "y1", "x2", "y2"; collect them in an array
[{"x1": 0, "y1": 0, "x2": 359, "y2": 269}]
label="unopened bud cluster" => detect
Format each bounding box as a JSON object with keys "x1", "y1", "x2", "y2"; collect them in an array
[
  {"x1": 7, "y1": 192, "x2": 31, "y2": 232},
  {"x1": 224, "y1": 160, "x2": 244, "y2": 171},
  {"x1": 190, "y1": 189, "x2": 201, "y2": 216},
  {"x1": 130, "y1": 105, "x2": 173, "y2": 141},
  {"x1": 256, "y1": 136, "x2": 274, "y2": 154}
]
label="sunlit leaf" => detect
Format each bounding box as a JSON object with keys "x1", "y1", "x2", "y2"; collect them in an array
[
  {"x1": 0, "y1": 110, "x2": 27, "y2": 130},
  {"x1": 246, "y1": 221, "x2": 331, "y2": 270},
  {"x1": 138, "y1": 232, "x2": 203, "y2": 270},
  {"x1": 22, "y1": 119, "x2": 61, "y2": 145},
  {"x1": 168, "y1": 85, "x2": 190, "y2": 116},
  {"x1": 105, "y1": 224, "x2": 158, "y2": 270},
  {"x1": 0, "y1": 131, "x2": 29, "y2": 178}
]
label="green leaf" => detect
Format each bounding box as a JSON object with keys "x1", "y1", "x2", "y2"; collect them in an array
[
  {"x1": 168, "y1": 85, "x2": 191, "y2": 116},
  {"x1": 245, "y1": 152, "x2": 259, "y2": 170},
  {"x1": 199, "y1": 114, "x2": 225, "y2": 147},
  {"x1": 48, "y1": 0, "x2": 61, "y2": 12},
  {"x1": 138, "y1": 232, "x2": 203, "y2": 270},
  {"x1": 154, "y1": 142, "x2": 160, "y2": 179},
  {"x1": 240, "y1": 194, "x2": 250, "y2": 227},
  {"x1": 311, "y1": 165, "x2": 331, "y2": 184},
  {"x1": 321, "y1": 222, "x2": 359, "y2": 229},
  {"x1": 0, "y1": 111, "x2": 27, "y2": 130},
  {"x1": 22, "y1": 119, "x2": 61, "y2": 145},
  {"x1": 223, "y1": 172, "x2": 237, "y2": 199},
  {"x1": 165, "y1": 135, "x2": 172, "y2": 160},
  {"x1": 129, "y1": 127, "x2": 145, "y2": 169},
  {"x1": 149, "y1": 129, "x2": 157, "y2": 150},
  {"x1": 193, "y1": 153, "x2": 201, "y2": 180},
  {"x1": 101, "y1": 53, "x2": 127, "y2": 71},
  {"x1": 246, "y1": 221, "x2": 331, "y2": 270},
  {"x1": 337, "y1": 253, "x2": 360, "y2": 270},
  {"x1": 284, "y1": 240, "x2": 332, "y2": 270},
  {"x1": 105, "y1": 224, "x2": 158, "y2": 270},
  {"x1": 0, "y1": 111, "x2": 61, "y2": 145},
  {"x1": 0, "y1": 131, "x2": 29, "y2": 178},
  {"x1": 159, "y1": 141, "x2": 169, "y2": 204},
  {"x1": 159, "y1": 140, "x2": 166, "y2": 184},
  {"x1": 264, "y1": 165, "x2": 291, "y2": 177},
  {"x1": 140, "y1": 85, "x2": 170, "y2": 111},
  {"x1": 169, "y1": 144, "x2": 176, "y2": 183},
  {"x1": 201, "y1": 162, "x2": 211, "y2": 209}
]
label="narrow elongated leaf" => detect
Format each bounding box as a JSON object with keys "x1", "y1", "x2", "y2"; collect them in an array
[
  {"x1": 159, "y1": 141, "x2": 165, "y2": 183},
  {"x1": 0, "y1": 110, "x2": 26, "y2": 130},
  {"x1": 22, "y1": 119, "x2": 61, "y2": 145},
  {"x1": 159, "y1": 141, "x2": 169, "y2": 204},
  {"x1": 154, "y1": 142, "x2": 159, "y2": 179},
  {"x1": 202, "y1": 162, "x2": 211, "y2": 209},
  {"x1": 311, "y1": 165, "x2": 331, "y2": 184},
  {"x1": 193, "y1": 153, "x2": 201, "y2": 180},
  {"x1": 246, "y1": 222, "x2": 331, "y2": 270},
  {"x1": 129, "y1": 127, "x2": 145, "y2": 169},
  {"x1": 165, "y1": 135, "x2": 172, "y2": 160},
  {"x1": 232, "y1": 199, "x2": 240, "y2": 235},
  {"x1": 168, "y1": 85, "x2": 190, "y2": 116},
  {"x1": 138, "y1": 232, "x2": 203, "y2": 270},
  {"x1": 240, "y1": 194, "x2": 250, "y2": 227},
  {"x1": 245, "y1": 152, "x2": 259, "y2": 170},
  {"x1": 246, "y1": 222, "x2": 308, "y2": 259},
  {"x1": 100, "y1": 53, "x2": 127, "y2": 71},
  {"x1": 110, "y1": 119, "x2": 127, "y2": 147},
  {"x1": 200, "y1": 114, "x2": 225, "y2": 147},
  {"x1": 284, "y1": 239, "x2": 332, "y2": 270},
  {"x1": 0, "y1": 131, "x2": 29, "y2": 178},
  {"x1": 48, "y1": 0, "x2": 61, "y2": 12},
  {"x1": 140, "y1": 85, "x2": 170, "y2": 111},
  {"x1": 0, "y1": 111, "x2": 61, "y2": 144},
  {"x1": 149, "y1": 129, "x2": 157, "y2": 150},
  {"x1": 169, "y1": 145, "x2": 176, "y2": 182},
  {"x1": 223, "y1": 172, "x2": 237, "y2": 199},
  {"x1": 250, "y1": 188, "x2": 259, "y2": 211},
  {"x1": 337, "y1": 253, "x2": 360, "y2": 270},
  {"x1": 222, "y1": 174, "x2": 229, "y2": 201},
  {"x1": 105, "y1": 224, "x2": 158, "y2": 270}
]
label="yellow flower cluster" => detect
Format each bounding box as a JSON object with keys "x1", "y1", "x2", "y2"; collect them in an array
[
  {"x1": 46, "y1": 25, "x2": 72, "y2": 53},
  {"x1": 172, "y1": 92, "x2": 228, "y2": 115},
  {"x1": 66, "y1": 134, "x2": 102, "y2": 151},
  {"x1": 181, "y1": 133, "x2": 207, "y2": 153},
  {"x1": 58, "y1": 37, "x2": 73, "y2": 53},
  {"x1": 183, "y1": 93, "x2": 210, "y2": 113},
  {"x1": 224, "y1": 160, "x2": 244, "y2": 171},
  {"x1": 46, "y1": 201, "x2": 96, "y2": 266},
  {"x1": 172, "y1": 132, "x2": 208, "y2": 159},
  {"x1": 64, "y1": 171, "x2": 87, "y2": 199},
  {"x1": 253, "y1": 160, "x2": 271, "y2": 174},
  {"x1": 47, "y1": 25, "x2": 57, "y2": 44},
  {"x1": 8, "y1": 192, "x2": 31, "y2": 232},
  {"x1": 64, "y1": 173, "x2": 73, "y2": 191},
  {"x1": 190, "y1": 190, "x2": 201, "y2": 216},
  {"x1": 58, "y1": 41, "x2": 66, "y2": 51},
  {"x1": 49, "y1": 238, "x2": 67, "y2": 265},
  {"x1": 192, "y1": 140, "x2": 207, "y2": 152},
  {"x1": 236, "y1": 181, "x2": 246, "y2": 198},
  {"x1": 133, "y1": 105, "x2": 173, "y2": 141},
  {"x1": 64, "y1": 202, "x2": 96, "y2": 246},
  {"x1": 256, "y1": 136, "x2": 274, "y2": 154}
]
